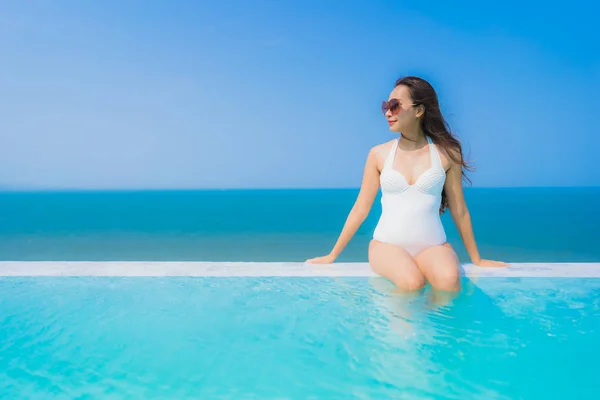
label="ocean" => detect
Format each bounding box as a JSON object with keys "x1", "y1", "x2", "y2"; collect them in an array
[{"x1": 0, "y1": 187, "x2": 598, "y2": 263}]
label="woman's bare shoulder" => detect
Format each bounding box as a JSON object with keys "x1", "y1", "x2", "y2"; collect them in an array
[
  {"x1": 435, "y1": 143, "x2": 462, "y2": 171},
  {"x1": 368, "y1": 138, "x2": 397, "y2": 170},
  {"x1": 370, "y1": 138, "x2": 396, "y2": 158}
]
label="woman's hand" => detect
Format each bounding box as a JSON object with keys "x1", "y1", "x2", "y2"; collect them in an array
[
  {"x1": 305, "y1": 254, "x2": 336, "y2": 264},
  {"x1": 473, "y1": 258, "x2": 509, "y2": 267}
]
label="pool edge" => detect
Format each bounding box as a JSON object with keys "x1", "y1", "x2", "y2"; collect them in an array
[{"x1": 0, "y1": 261, "x2": 599, "y2": 278}]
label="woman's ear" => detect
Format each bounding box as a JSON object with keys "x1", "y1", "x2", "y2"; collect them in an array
[{"x1": 415, "y1": 104, "x2": 425, "y2": 118}]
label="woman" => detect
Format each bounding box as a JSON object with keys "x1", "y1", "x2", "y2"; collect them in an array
[{"x1": 306, "y1": 76, "x2": 507, "y2": 292}]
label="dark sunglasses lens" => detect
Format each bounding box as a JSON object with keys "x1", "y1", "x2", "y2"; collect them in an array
[{"x1": 389, "y1": 99, "x2": 400, "y2": 114}]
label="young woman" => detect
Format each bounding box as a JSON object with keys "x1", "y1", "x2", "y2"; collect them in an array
[{"x1": 306, "y1": 76, "x2": 507, "y2": 292}]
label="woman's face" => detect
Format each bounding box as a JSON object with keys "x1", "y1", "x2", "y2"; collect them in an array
[{"x1": 382, "y1": 85, "x2": 421, "y2": 133}]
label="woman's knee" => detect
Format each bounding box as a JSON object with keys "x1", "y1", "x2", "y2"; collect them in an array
[
  {"x1": 430, "y1": 269, "x2": 461, "y2": 292},
  {"x1": 395, "y1": 273, "x2": 426, "y2": 292},
  {"x1": 414, "y1": 243, "x2": 461, "y2": 292}
]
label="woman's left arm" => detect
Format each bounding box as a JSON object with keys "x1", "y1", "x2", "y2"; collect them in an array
[{"x1": 444, "y1": 152, "x2": 508, "y2": 267}]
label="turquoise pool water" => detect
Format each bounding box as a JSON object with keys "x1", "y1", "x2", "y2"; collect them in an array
[{"x1": 1, "y1": 276, "x2": 599, "y2": 399}]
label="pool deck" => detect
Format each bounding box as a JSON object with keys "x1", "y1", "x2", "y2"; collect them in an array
[{"x1": 0, "y1": 261, "x2": 599, "y2": 277}]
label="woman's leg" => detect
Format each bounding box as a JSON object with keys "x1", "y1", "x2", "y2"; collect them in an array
[
  {"x1": 414, "y1": 242, "x2": 462, "y2": 293},
  {"x1": 368, "y1": 239, "x2": 426, "y2": 292}
]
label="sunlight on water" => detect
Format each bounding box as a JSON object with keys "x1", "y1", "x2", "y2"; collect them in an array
[{"x1": 1, "y1": 277, "x2": 599, "y2": 399}]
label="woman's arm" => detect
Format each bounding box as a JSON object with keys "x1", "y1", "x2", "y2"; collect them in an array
[
  {"x1": 306, "y1": 147, "x2": 381, "y2": 264},
  {"x1": 444, "y1": 152, "x2": 508, "y2": 267}
]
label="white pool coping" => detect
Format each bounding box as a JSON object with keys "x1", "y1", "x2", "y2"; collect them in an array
[{"x1": 0, "y1": 261, "x2": 599, "y2": 278}]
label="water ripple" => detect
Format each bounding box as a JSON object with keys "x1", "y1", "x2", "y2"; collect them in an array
[{"x1": 0, "y1": 277, "x2": 599, "y2": 399}]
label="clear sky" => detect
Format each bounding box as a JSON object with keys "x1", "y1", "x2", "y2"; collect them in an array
[{"x1": 1, "y1": 0, "x2": 598, "y2": 189}]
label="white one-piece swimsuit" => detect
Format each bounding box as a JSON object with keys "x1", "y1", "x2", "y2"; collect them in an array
[{"x1": 372, "y1": 136, "x2": 447, "y2": 257}]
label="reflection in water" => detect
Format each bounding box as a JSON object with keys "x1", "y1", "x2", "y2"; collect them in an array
[
  {"x1": 360, "y1": 277, "x2": 517, "y2": 398},
  {"x1": 362, "y1": 276, "x2": 600, "y2": 399}
]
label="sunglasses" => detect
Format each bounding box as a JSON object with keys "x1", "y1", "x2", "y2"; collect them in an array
[{"x1": 381, "y1": 99, "x2": 418, "y2": 115}]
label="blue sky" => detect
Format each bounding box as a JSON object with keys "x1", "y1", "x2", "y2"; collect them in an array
[{"x1": 1, "y1": 0, "x2": 598, "y2": 189}]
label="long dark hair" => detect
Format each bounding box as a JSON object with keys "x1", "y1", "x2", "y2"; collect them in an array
[{"x1": 395, "y1": 76, "x2": 474, "y2": 213}]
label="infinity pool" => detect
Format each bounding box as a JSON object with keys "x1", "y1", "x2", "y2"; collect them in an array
[{"x1": 1, "y1": 265, "x2": 599, "y2": 399}]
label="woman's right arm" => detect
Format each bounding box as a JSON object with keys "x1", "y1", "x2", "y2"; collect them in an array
[{"x1": 306, "y1": 147, "x2": 381, "y2": 264}]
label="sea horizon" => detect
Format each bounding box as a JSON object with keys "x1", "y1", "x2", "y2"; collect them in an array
[{"x1": 1, "y1": 186, "x2": 599, "y2": 192}]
